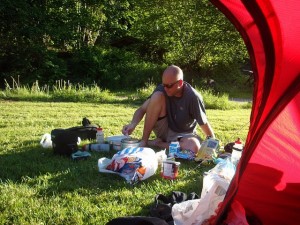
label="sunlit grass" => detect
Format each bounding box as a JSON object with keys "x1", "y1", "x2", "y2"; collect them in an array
[
  {"x1": 0, "y1": 78, "x2": 252, "y2": 224},
  {"x1": 1, "y1": 78, "x2": 252, "y2": 110}
]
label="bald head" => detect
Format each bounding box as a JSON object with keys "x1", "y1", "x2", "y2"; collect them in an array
[{"x1": 163, "y1": 65, "x2": 183, "y2": 80}]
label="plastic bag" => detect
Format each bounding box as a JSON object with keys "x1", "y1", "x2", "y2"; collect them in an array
[
  {"x1": 98, "y1": 147, "x2": 158, "y2": 184},
  {"x1": 40, "y1": 133, "x2": 52, "y2": 148},
  {"x1": 207, "y1": 157, "x2": 236, "y2": 181},
  {"x1": 172, "y1": 159, "x2": 235, "y2": 225},
  {"x1": 156, "y1": 149, "x2": 167, "y2": 166},
  {"x1": 172, "y1": 173, "x2": 230, "y2": 225}
]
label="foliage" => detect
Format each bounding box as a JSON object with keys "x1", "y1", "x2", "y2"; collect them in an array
[
  {"x1": 101, "y1": 0, "x2": 135, "y2": 42},
  {"x1": 45, "y1": 0, "x2": 106, "y2": 50},
  {"x1": 129, "y1": 0, "x2": 248, "y2": 70},
  {"x1": 135, "y1": 82, "x2": 157, "y2": 100},
  {"x1": 0, "y1": 0, "x2": 250, "y2": 89},
  {"x1": 67, "y1": 47, "x2": 166, "y2": 90}
]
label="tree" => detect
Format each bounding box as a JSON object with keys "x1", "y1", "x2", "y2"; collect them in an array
[
  {"x1": 128, "y1": 0, "x2": 248, "y2": 73},
  {"x1": 0, "y1": 0, "x2": 50, "y2": 83},
  {"x1": 0, "y1": 0, "x2": 249, "y2": 87},
  {"x1": 45, "y1": 0, "x2": 106, "y2": 50}
]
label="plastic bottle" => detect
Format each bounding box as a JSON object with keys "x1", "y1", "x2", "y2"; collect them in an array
[
  {"x1": 83, "y1": 143, "x2": 110, "y2": 152},
  {"x1": 234, "y1": 137, "x2": 242, "y2": 145},
  {"x1": 231, "y1": 138, "x2": 243, "y2": 166},
  {"x1": 96, "y1": 127, "x2": 104, "y2": 144}
]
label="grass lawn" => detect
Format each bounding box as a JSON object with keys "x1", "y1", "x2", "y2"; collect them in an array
[{"x1": 0, "y1": 100, "x2": 251, "y2": 225}]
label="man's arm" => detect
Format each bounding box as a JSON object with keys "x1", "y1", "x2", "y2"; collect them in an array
[
  {"x1": 200, "y1": 121, "x2": 215, "y2": 139},
  {"x1": 122, "y1": 99, "x2": 149, "y2": 135}
]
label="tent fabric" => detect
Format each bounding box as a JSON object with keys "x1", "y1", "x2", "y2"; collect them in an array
[{"x1": 209, "y1": 0, "x2": 300, "y2": 224}]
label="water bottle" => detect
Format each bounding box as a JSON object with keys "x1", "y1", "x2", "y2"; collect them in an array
[
  {"x1": 231, "y1": 138, "x2": 243, "y2": 165},
  {"x1": 96, "y1": 128, "x2": 104, "y2": 144},
  {"x1": 83, "y1": 143, "x2": 110, "y2": 152}
]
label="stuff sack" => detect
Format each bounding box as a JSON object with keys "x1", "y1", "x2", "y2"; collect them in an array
[
  {"x1": 51, "y1": 129, "x2": 79, "y2": 156},
  {"x1": 64, "y1": 125, "x2": 99, "y2": 140},
  {"x1": 51, "y1": 118, "x2": 99, "y2": 156}
]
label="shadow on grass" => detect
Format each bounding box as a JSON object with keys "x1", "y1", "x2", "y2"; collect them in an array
[
  {"x1": 0, "y1": 142, "x2": 131, "y2": 194},
  {"x1": 0, "y1": 142, "x2": 212, "y2": 188},
  {"x1": 0, "y1": 140, "x2": 215, "y2": 222}
]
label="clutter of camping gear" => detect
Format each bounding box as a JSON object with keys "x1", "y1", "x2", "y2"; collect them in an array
[{"x1": 40, "y1": 118, "x2": 243, "y2": 224}]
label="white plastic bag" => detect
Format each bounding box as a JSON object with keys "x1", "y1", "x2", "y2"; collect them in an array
[
  {"x1": 172, "y1": 167, "x2": 231, "y2": 225},
  {"x1": 155, "y1": 149, "x2": 167, "y2": 166},
  {"x1": 40, "y1": 133, "x2": 52, "y2": 148},
  {"x1": 98, "y1": 147, "x2": 158, "y2": 184},
  {"x1": 207, "y1": 157, "x2": 236, "y2": 181},
  {"x1": 40, "y1": 133, "x2": 81, "y2": 149}
]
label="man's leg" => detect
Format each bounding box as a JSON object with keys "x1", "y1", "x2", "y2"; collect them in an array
[
  {"x1": 140, "y1": 91, "x2": 166, "y2": 147},
  {"x1": 179, "y1": 137, "x2": 201, "y2": 154},
  {"x1": 147, "y1": 115, "x2": 169, "y2": 149},
  {"x1": 167, "y1": 131, "x2": 201, "y2": 154},
  {"x1": 148, "y1": 134, "x2": 201, "y2": 153}
]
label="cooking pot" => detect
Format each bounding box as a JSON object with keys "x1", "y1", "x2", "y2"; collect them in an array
[
  {"x1": 121, "y1": 137, "x2": 140, "y2": 149},
  {"x1": 106, "y1": 135, "x2": 127, "y2": 151}
]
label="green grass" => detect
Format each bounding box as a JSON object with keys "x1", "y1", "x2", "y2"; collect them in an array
[
  {"x1": 0, "y1": 99, "x2": 251, "y2": 225},
  {"x1": 0, "y1": 80, "x2": 252, "y2": 224},
  {"x1": 1, "y1": 79, "x2": 252, "y2": 110}
]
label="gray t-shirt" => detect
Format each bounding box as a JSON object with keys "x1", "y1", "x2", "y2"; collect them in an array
[{"x1": 153, "y1": 81, "x2": 208, "y2": 133}]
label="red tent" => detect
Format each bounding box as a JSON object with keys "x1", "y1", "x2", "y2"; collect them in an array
[{"x1": 209, "y1": 0, "x2": 300, "y2": 224}]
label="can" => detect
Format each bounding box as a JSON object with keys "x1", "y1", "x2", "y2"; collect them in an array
[
  {"x1": 161, "y1": 160, "x2": 180, "y2": 180},
  {"x1": 121, "y1": 137, "x2": 140, "y2": 149},
  {"x1": 106, "y1": 135, "x2": 127, "y2": 151}
]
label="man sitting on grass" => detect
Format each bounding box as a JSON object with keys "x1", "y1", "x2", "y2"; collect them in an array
[{"x1": 122, "y1": 65, "x2": 215, "y2": 154}]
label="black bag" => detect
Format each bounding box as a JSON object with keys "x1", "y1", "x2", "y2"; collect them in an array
[
  {"x1": 106, "y1": 216, "x2": 169, "y2": 225},
  {"x1": 51, "y1": 129, "x2": 79, "y2": 156},
  {"x1": 51, "y1": 118, "x2": 99, "y2": 156},
  {"x1": 149, "y1": 191, "x2": 199, "y2": 224},
  {"x1": 105, "y1": 192, "x2": 199, "y2": 225}
]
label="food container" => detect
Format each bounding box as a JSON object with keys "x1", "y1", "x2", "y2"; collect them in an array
[
  {"x1": 121, "y1": 137, "x2": 140, "y2": 149},
  {"x1": 161, "y1": 160, "x2": 180, "y2": 180},
  {"x1": 106, "y1": 135, "x2": 128, "y2": 151}
]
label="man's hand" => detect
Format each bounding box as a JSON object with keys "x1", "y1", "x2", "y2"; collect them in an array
[
  {"x1": 121, "y1": 101, "x2": 148, "y2": 136},
  {"x1": 122, "y1": 123, "x2": 135, "y2": 136}
]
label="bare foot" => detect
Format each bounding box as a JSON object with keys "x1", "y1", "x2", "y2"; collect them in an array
[
  {"x1": 147, "y1": 138, "x2": 168, "y2": 149},
  {"x1": 148, "y1": 138, "x2": 161, "y2": 147}
]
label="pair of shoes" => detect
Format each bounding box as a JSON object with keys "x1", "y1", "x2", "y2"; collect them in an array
[{"x1": 71, "y1": 150, "x2": 91, "y2": 160}]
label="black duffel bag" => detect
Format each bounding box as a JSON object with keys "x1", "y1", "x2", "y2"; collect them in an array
[{"x1": 51, "y1": 117, "x2": 99, "y2": 156}]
